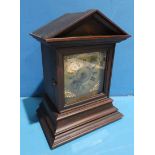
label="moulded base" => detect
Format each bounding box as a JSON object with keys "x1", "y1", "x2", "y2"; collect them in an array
[{"x1": 37, "y1": 97, "x2": 123, "y2": 148}]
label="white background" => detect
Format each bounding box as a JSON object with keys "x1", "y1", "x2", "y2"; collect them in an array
[
  {"x1": 0, "y1": 0, "x2": 154, "y2": 154},
  {"x1": 134, "y1": 0, "x2": 155, "y2": 155}
]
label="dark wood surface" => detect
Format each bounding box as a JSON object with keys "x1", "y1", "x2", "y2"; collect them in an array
[
  {"x1": 45, "y1": 35, "x2": 130, "y2": 43},
  {"x1": 37, "y1": 95, "x2": 123, "y2": 148},
  {"x1": 30, "y1": 9, "x2": 130, "y2": 149},
  {"x1": 38, "y1": 33, "x2": 127, "y2": 149},
  {"x1": 41, "y1": 44, "x2": 116, "y2": 111},
  {"x1": 30, "y1": 9, "x2": 129, "y2": 41},
  {"x1": 56, "y1": 45, "x2": 112, "y2": 110}
]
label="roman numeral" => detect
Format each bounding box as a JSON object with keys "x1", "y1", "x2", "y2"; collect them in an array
[
  {"x1": 92, "y1": 71, "x2": 97, "y2": 75},
  {"x1": 90, "y1": 76, "x2": 96, "y2": 81}
]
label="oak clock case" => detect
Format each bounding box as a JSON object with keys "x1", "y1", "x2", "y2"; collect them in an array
[{"x1": 30, "y1": 9, "x2": 130, "y2": 148}]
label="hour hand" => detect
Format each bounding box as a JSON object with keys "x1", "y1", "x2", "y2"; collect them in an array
[{"x1": 71, "y1": 80, "x2": 80, "y2": 92}]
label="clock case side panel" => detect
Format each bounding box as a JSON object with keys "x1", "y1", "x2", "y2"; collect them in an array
[
  {"x1": 104, "y1": 43, "x2": 116, "y2": 97},
  {"x1": 41, "y1": 43, "x2": 61, "y2": 111},
  {"x1": 38, "y1": 43, "x2": 123, "y2": 148},
  {"x1": 56, "y1": 44, "x2": 115, "y2": 110}
]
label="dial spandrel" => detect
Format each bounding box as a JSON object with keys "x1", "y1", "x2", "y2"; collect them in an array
[{"x1": 64, "y1": 51, "x2": 106, "y2": 105}]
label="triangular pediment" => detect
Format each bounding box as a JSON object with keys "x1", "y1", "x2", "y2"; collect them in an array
[
  {"x1": 56, "y1": 14, "x2": 117, "y2": 37},
  {"x1": 31, "y1": 9, "x2": 130, "y2": 43}
]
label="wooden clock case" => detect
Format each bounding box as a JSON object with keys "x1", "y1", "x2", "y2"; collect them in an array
[{"x1": 30, "y1": 9, "x2": 130, "y2": 148}]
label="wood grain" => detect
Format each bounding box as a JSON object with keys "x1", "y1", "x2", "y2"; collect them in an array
[
  {"x1": 30, "y1": 9, "x2": 130, "y2": 149},
  {"x1": 37, "y1": 102, "x2": 123, "y2": 148},
  {"x1": 45, "y1": 35, "x2": 130, "y2": 43}
]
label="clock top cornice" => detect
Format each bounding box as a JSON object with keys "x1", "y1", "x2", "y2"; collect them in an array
[{"x1": 30, "y1": 9, "x2": 130, "y2": 44}]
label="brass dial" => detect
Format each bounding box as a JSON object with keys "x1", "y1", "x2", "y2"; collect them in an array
[{"x1": 64, "y1": 51, "x2": 106, "y2": 105}]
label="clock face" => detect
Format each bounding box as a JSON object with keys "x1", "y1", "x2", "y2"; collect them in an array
[{"x1": 64, "y1": 51, "x2": 106, "y2": 105}]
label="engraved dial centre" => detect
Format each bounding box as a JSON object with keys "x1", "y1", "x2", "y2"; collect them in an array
[{"x1": 64, "y1": 51, "x2": 106, "y2": 105}]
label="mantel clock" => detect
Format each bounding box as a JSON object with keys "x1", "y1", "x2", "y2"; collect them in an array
[{"x1": 30, "y1": 9, "x2": 130, "y2": 148}]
